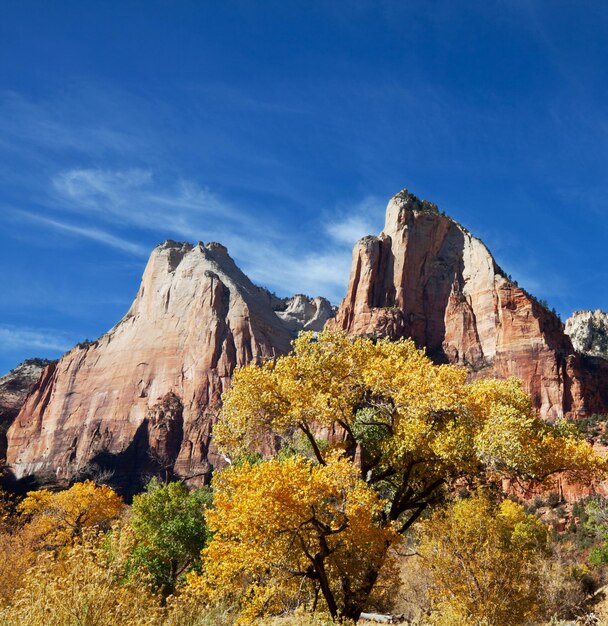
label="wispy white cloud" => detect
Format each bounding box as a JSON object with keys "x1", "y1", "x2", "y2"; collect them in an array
[
  {"x1": 15, "y1": 211, "x2": 148, "y2": 257},
  {"x1": 233, "y1": 241, "x2": 354, "y2": 302},
  {"x1": 325, "y1": 196, "x2": 383, "y2": 245},
  {"x1": 53, "y1": 168, "x2": 153, "y2": 209},
  {"x1": 0, "y1": 325, "x2": 74, "y2": 353},
  {"x1": 51, "y1": 167, "x2": 260, "y2": 237},
  {"x1": 38, "y1": 166, "x2": 374, "y2": 301},
  {"x1": 0, "y1": 140, "x2": 390, "y2": 304},
  {"x1": 326, "y1": 215, "x2": 375, "y2": 245},
  {"x1": 0, "y1": 86, "x2": 388, "y2": 304},
  {"x1": 235, "y1": 195, "x2": 385, "y2": 300},
  {"x1": 0, "y1": 89, "x2": 143, "y2": 164}
]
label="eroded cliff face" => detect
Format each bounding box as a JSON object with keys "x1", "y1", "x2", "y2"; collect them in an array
[
  {"x1": 0, "y1": 359, "x2": 53, "y2": 459},
  {"x1": 5, "y1": 241, "x2": 314, "y2": 491},
  {"x1": 7, "y1": 191, "x2": 608, "y2": 490},
  {"x1": 328, "y1": 190, "x2": 607, "y2": 420}
]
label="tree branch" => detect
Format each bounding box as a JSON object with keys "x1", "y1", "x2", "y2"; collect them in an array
[{"x1": 299, "y1": 422, "x2": 326, "y2": 466}]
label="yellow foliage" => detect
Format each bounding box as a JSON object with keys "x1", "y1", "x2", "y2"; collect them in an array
[
  {"x1": 0, "y1": 527, "x2": 161, "y2": 626},
  {"x1": 211, "y1": 330, "x2": 605, "y2": 622},
  {"x1": 217, "y1": 331, "x2": 605, "y2": 517},
  {"x1": 1, "y1": 333, "x2": 594, "y2": 624},
  {"x1": 417, "y1": 493, "x2": 550, "y2": 626},
  {"x1": 0, "y1": 482, "x2": 123, "y2": 608},
  {"x1": 18, "y1": 480, "x2": 123, "y2": 549},
  {"x1": 468, "y1": 378, "x2": 606, "y2": 484},
  {"x1": 0, "y1": 488, "x2": 14, "y2": 528},
  {"x1": 188, "y1": 454, "x2": 396, "y2": 623},
  {"x1": 0, "y1": 526, "x2": 37, "y2": 608},
  {"x1": 215, "y1": 332, "x2": 368, "y2": 452}
]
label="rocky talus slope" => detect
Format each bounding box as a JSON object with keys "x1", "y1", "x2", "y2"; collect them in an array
[
  {"x1": 5, "y1": 241, "x2": 330, "y2": 491},
  {"x1": 566, "y1": 310, "x2": 608, "y2": 359},
  {"x1": 327, "y1": 190, "x2": 608, "y2": 420},
  {"x1": 0, "y1": 359, "x2": 53, "y2": 458}
]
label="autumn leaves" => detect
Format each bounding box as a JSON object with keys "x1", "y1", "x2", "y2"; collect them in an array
[
  {"x1": 0, "y1": 330, "x2": 604, "y2": 624},
  {"x1": 197, "y1": 331, "x2": 605, "y2": 622}
]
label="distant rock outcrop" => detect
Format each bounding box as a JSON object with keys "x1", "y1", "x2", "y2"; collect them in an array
[
  {"x1": 0, "y1": 359, "x2": 53, "y2": 458},
  {"x1": 328, "y1": 190, "x2": 608, "y2": 420},
  {"x1": 275, "y1": 295, "x2": 336, "y2": 335},
  {"x1": 566, "y1": 310, "x2": 608, "y2": 360},
  {"x1": 5, "y1": 241, "x2": 324, "y2": 492}
]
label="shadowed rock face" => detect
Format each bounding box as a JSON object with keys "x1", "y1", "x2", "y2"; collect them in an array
[
  {"x1": 328, "y1": 190, "x2": 608, "y2": 420},
  {"x1": 5, "y1": 241, "x2": 312, "y2": 492},
  {"x1": 0, "y1": 359, "x2": 53, "y2": 459}
]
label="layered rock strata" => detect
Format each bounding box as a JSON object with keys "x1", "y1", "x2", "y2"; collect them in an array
[
  {"x1": 328, "y1": 190, "x2": 608, "y2": 420},
  {"x1": 5, "y1": 241, "x2": 320, "y2": 491}
]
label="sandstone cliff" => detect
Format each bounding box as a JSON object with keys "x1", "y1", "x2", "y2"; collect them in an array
[
  {"x1": 5, "y1": 241, "x2": 322, "y2": 492},
  {"x1": 328, "y1": 190, "x2": 608, "y2": 420},
  {"x1": 0, "y1": 359, "x2": 53, "y2": 459},
  {"x1": 566, "y1": 310, "x2": 608, "y2": 360},
  {"x1": 6, "y1": 191, "x2": 608, "y2": 491}
]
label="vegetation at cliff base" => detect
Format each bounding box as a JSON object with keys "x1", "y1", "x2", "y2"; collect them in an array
[
  {"x1": 128, "y1": 478, "x2": 213, "y2": 597},
  {"x1": 417, "y1": 494, "x2": 550, "y2": 626},
  {"x1": 0, "y1": 331, "x2": 607, "y2": 625}
]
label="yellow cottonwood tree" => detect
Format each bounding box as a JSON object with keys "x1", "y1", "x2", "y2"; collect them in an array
[
  {"x1": 208, "y1": 330, "x2": 605, "y2": 620},
  {"x1": 18, "y1": 480, "x2": 122, "y2": 549},
  {"x1": 417, "y1": 493, "x2": 550, "y2": 626},
  {"x1": 190, "y1": 453, "x2": 395, "y2": 623}
]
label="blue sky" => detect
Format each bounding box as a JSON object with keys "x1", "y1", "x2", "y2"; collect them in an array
[{"x1": 1, "y1": 1, "x2": 608, "y2": 374}]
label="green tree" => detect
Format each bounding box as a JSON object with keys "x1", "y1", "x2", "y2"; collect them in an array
[
  {"x1": 584, "y1": 498, "x2": 608, "y2": 566},
  {"x1": 129, "y1": 479, "x2": 212, "y2": 596}
]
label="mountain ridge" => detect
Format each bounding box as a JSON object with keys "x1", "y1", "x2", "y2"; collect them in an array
[
  {"x1": 3, "y1": 191, "x2": 608, "y2": 491},
  {"x1": 327, "y1": 189, "x2": 608, "y2": 420},
  {"x1": 4, "y1": 240, "x2": 331, "y2": 492}
]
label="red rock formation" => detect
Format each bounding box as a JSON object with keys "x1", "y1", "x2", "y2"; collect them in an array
[
  {"x1": 5, "y1": 241, "x2": 309, "y2": 492},
  {"x1": 6, "y1": 190, "x2": 608, "y2": 492},
  {"x1": 0, "y1": 359, "x2": 53, "y2": 459},
  {"x1": 328, "y1": 190, "x2": 608, "y2": 420}
]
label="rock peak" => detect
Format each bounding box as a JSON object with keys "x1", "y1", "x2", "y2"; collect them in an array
[
  {"x1": 384, "y1": 189, "x2": 441, "y2": 237},
  {"x1": 205, "y1": 242, "x2": 229, "y2": 254},
  {"x1": 0, "y1": 359, "x2": 51, "y2": 458},
  {"x1": 275, "y1": 294, "x2": 336, "y2": 336},
  {"x1": 5, "y1": 239, "x2": 332, "y2": 492},
  {"x1": 157, "y1": 240, "x2": 193, "y2": 252},
  {"x1": 391, "y1": 189, "x2": 440, "y2": 214},
  {"x1": 329, "y1": 188, "x2": 608, "y2": 421}
]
